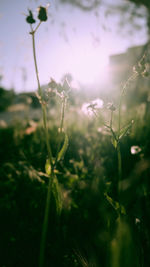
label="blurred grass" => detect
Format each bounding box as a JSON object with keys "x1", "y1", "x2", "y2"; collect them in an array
[{"x1": 0, "y1": 86, "x2": 150, "y2": 267}]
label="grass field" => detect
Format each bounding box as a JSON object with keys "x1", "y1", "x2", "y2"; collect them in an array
[{"x1": 0, "y1": 80, "x2": 150, "y2": 267}]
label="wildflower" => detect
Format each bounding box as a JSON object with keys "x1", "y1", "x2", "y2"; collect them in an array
[
  {"x1": 48, "y1": 78, "x2": 70, "y2": 99},
  {"x1": 107, "y1": 102, "x2": 116, "y2": 111},
  {"x1": 26, "y1": 10, "x2": 36, "y2": 24},
  {"x1": 130, "y1": 145, "x2": 141, "y2": 155},
  {"x1": 37, "y1": 6, "x2": 48, "y2": 22},
  {"x1": 135, "y1": 218, "x2": 140, "y2": 224},
  {"x1": 81, "y1": 103, "x2": 93, "y2": 116},
  {"x1": 81, "y1": 98, "x2": 103, "y2": 116},
  {"x1": 91, "y1": 98, "x2": 103, "y2": 109}
]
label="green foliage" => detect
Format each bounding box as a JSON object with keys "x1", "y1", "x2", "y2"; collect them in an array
[
  {"x1": 45, "y1": 158, "x2": 51, "y2": 175},
  {"x1": 1, "y1": 112, "x2": 150, "y2": 266},
  {"x1": 0, "y1": 87, "x2": 15, "y2": 111},
  {"x1": 118, "y1": 120, "x2": 134, "y2": 140},
  {"x1": 1, "y1": 3, "x2": 150, "y2": 267},
  {"x1": 52, "y1": 176, "x2": 62, "y2": 216},
  {"x1": 57, "y1": 133, "x2": 69, "y2": 162}
]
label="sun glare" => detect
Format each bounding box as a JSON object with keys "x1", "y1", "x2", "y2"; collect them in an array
[
  {"x1": 67, "y1": 42, "x2": 109, "y2": 84},
  {"x1": 81, "y1": 98, "x2": 104, "y2": 116}
]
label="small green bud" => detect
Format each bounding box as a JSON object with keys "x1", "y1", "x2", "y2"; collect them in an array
[
  {"x1": 142, "y1": 71, "x2": 149, "y2": 77},
  {"x1": 38, "y1": 6, "x2": 48, "y2": 22},
  {"x1": 26, "y1": 10, "x2": 36, "y2": 24}
]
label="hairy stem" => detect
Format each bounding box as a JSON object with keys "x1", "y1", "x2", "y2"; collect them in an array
[
  {"x1": 31, "y1": 29, "x2": 42, "y2": 98},
  {"x1": 30, "y1": 28, "x2": 54, "y2": 267}
]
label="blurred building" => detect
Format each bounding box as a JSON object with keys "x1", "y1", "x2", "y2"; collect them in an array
[
  {"x1": 109, "y1": 43, "x2": 150, "y2": 118},
  {"x1": 109, "y1": 45, "x2": 146, "y2": 84}
]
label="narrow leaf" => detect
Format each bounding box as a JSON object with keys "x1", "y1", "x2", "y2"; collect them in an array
[
  {"x1": 119, "y1": 120, "x2": 134, "y2": 140},
  {"x1": 45, "y1": 159, "x2": 51, "y2": 175},
  {"x1": 111, "y1": 136, "x2": 117, "y2": 149},
  {"x1": 52, "y1": 176, "x2": 62, "y2": 215},
  {"x1": 57, "y1": 133, "x2": 69, "y2": 161},
  {"x1": 104, "y1": 192, "x2": 126, "y2": 215}
]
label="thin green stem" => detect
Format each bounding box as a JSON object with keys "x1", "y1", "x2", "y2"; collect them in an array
[
  {"x1": 42, "y1": 105, "x2": 53, "y2": 167},
  {"x1": 118, "y1": 94, "x2": 122, "y2": 136},
  {"x1": 31, "y1": 30, "x2": 42, "y2": 98},
  {"x1": 34, "y1": 21, "x2": 42, "y2": 33},
  {"x1": 117, "y1": 91, "x2": 123, "y2": 197},
  {"x1": 39, "y1": 173, "x2": 54, "y2": 267},
  {"x1": 60, "y1": 96, "x2": 66, "y2": 133},
  {"x1": 110, "y1": 110, "x2": 113, "y2": 129},
  {"x1": 30, "y1": 28, "x2": 54, "y2": 267},
  {"x1": 55, "y1": 96, "x2": 66, "y2": 165},
  {"x1": 117, "y1": 143, "x2": 122, "y2": 195}
]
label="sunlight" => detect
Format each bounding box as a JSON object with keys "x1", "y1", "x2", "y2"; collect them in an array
[
  {"x1": 81, "y1": 98, "x2": 104, "y2": 116},
  {"x1": 67, "y1": 42, "x2": 109, "y2": 84}
]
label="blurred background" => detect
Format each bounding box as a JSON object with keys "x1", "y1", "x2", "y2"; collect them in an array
[
  {"x1": 1, "y1": 1, "x2": 150, "y2": 267},
  {"x1": 0, "y1": 0, "x2": 150, "y2": 119}
]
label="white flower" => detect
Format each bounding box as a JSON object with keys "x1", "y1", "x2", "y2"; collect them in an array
[
  {"x1": 135, "y1": 218, "x2": 140, "y2": 224},
  {"x1": 81, "y1": 98, "x2": 103, "y2": 116},
  {"x1": 130, "y1": 146, "x2": 141, "y2": 155}
]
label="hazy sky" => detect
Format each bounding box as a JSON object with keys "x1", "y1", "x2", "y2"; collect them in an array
[{"x1": 0, "y1": 0, "x2": 148, "y2": 92}]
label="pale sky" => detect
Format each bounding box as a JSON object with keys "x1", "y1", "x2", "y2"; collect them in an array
[{"x1": 0, "y1": 0, "x2": 148, "y2": 92}]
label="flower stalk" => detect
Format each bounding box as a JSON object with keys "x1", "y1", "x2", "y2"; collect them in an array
[{"x1": 27, "y1": 8, "x2": 54, "y2": 266}]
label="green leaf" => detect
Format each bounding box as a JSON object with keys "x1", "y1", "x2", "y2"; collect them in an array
[
  {"x1": 111, "y1": 136, "x2": 117, "y2": 149},
  {"x1": 104, "y1": 193, "x2": 126, "y2": 215},
  {"x1": 119, "y1": 120, "x2": 134, "y2": 140},
  {"x1": 52, "y1": 176, "x2": 62, "y2": 215},
  {"x1": 57, "y1": 133, "x2": 69, "y2": 161},
  {"x1": 45, "y1": 159, "x2": 51, "y2": 175}
]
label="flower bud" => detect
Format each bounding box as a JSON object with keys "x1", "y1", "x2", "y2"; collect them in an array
[
  {"x1": 26, "y1": 10, "x2": 36, "y2": 24},
  {"x1": 142, "y1": 71, "x2": 149, "y2": 77},
  {"x1": 37, "y1": 6, "x2": 48, "y2": 22}
]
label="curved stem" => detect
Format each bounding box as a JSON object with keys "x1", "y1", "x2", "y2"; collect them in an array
[{"x1": 30, "y1": 28, "x2": 54, "y2": 267}]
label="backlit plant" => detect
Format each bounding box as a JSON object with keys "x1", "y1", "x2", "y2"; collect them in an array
[{"x1": 26, "y1": 6, "x2": 70, "y2": 267}]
